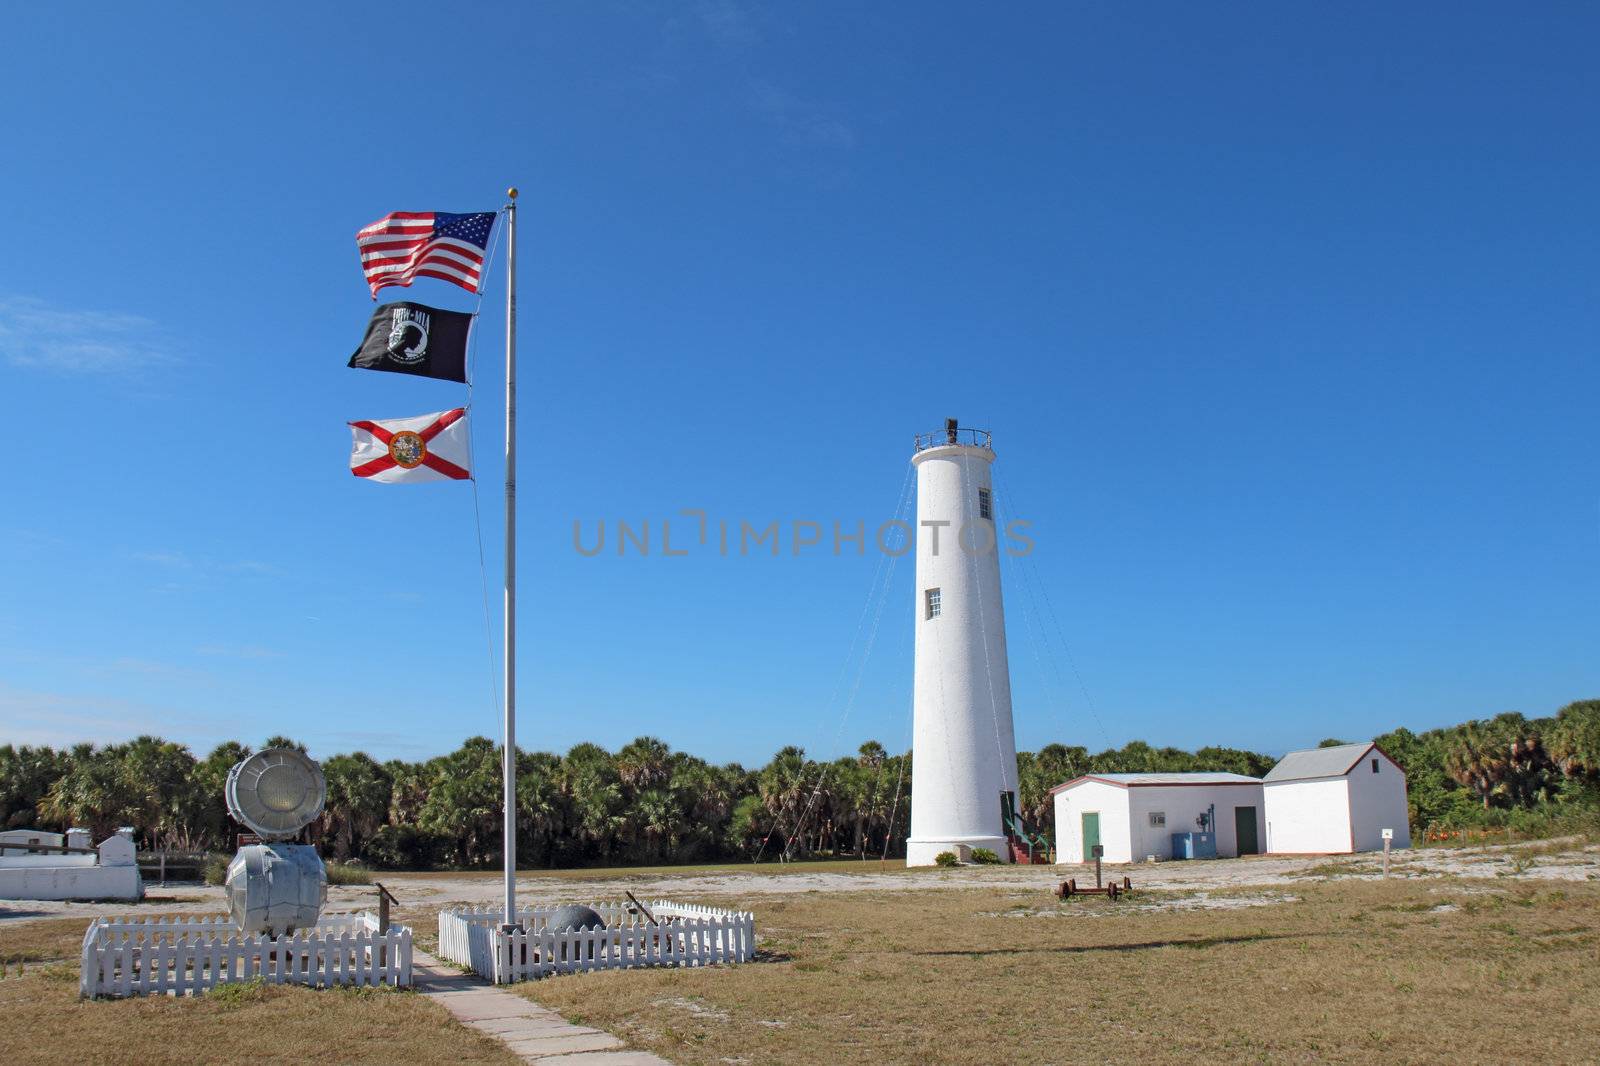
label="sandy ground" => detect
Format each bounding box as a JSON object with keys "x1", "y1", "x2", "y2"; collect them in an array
[{"x1": 4, "y1": 838, "x2": 1595, "y2": 926}]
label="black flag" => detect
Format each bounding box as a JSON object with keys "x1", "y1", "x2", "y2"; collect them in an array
[{"x1": 348, "y1": 301, "x2": 472, "y2": 383}]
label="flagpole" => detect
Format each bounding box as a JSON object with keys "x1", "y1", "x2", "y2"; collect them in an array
[{"x1": 502, "y1": 186, "x2": 519, "y2": 930}]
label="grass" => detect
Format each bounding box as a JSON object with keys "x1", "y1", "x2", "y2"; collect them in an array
[
  {"x1": 0, "y1": 918, "x2": 517, "y2": 1066},
  {"x1": 381, "y1": 856, "x2": 916, "y2": 880},
  {"x1": 510, "y1": 879, "x2": 1600, "y2": 1065},
  {"x1": 1297, "y1": 858, "x2": 1383, "y2": 880},
  {"x1": 9, "y1": 857, "x2": 1600, "y2": 1064},
  {"x1": 326, "y1": 861, "x2": 374, "y2": 886}
]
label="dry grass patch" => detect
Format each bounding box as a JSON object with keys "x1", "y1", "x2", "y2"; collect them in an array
[
  {"x1": 0, "y1": 918, "x2": 517, "y2": 1066},
  {"x1": 0, "y1": 917, "x2": 90, "y2": 966},
  {"x1": 511, "y1": 880, "x2": 1600, "y2": 1065},
  {"x1": 381, "y1": 857, "x2": 916, "y2": 882}
]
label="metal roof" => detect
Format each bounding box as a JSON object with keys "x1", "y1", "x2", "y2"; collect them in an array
[
  {"x1": 1263, "y1": 742, "x2": 1376, "y2": 783},
  {"x1": 1052, "y1": 772, "x2": 1262, "y2": 792}
]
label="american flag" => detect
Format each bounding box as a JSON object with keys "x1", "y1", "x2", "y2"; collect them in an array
[{"x1": 356, "y1": 211, "x2": 497, "y2": 298}]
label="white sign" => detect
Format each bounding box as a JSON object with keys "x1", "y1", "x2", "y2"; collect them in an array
[{"x1": 1382, "y1": 828, "x2": 1394, "y2": 841}]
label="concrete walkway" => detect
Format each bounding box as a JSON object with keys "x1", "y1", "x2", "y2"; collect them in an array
[{"x1": 414, "y1": 950, "x2": 671, "y2": 1064}]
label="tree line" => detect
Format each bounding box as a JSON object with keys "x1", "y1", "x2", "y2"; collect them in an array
[{"x1": 2, "y1": 698, "x2": 1594, "y2": 867}]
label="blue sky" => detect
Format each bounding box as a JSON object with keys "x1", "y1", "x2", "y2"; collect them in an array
[{"x1": 2, "y1": 3, "x2": 1596, "y2": 766}]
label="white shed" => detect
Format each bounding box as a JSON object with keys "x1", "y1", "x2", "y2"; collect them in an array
[
  {"x1": 1263, "y1": 742, "x2": 1411, "y2": 854},
  {"x1": 1050, "y1": 773, "x2": 1266, "y2": 864}
]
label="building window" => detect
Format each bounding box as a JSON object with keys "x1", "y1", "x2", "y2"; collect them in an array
[
  {"x1": 1148, "y1": 812, "x2": 1166, "y2": 828},
  {"x1": 925, "y1": 588, "x2": 941, "y2": 620},
  {"x1": 978, "y1": 487, "x2": 993, "y2": 520},
  {"x1": 1372, "y1": 758, "x2": 1379, "y2": 773}
]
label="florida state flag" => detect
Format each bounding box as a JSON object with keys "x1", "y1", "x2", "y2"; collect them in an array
[{"x1": 349, "y1": 408, "x2": 471, "y2": 482}]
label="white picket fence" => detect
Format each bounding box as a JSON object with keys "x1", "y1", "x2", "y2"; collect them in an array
[
  {"x1": 80, "y1": 911, "x2": 412, "y2": 998},
  {"x1": 438, "y1": 900, "x2": 755, "y2": 984}
]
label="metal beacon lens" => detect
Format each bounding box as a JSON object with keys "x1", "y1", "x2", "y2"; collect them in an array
[{"x1": 223, "y1": 749, "x2": 328, "y2": 936}]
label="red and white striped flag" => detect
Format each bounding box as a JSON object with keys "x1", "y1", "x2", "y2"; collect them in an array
[
  {"x1": 356, "y1": 211, "x2": 496, "y2": 298},
  {"x1": 349, "y1": 408, "x2": 471, "y2": 483}
]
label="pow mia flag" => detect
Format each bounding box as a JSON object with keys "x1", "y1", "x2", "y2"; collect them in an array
[{"x1": 348, "y1": 301, "x2": 472, "y2": 383}]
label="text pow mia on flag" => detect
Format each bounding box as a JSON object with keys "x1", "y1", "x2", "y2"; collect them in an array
[{"x1": 348, "y1": 301, "x2": 472, "y2": 383}]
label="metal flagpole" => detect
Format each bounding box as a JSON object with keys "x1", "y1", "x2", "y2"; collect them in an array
[{"x1": 502, "y1": 187, "x2": 519, "y2": 930}]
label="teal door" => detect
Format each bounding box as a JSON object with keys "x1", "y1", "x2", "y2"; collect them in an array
[
  {"x1": 1081, "y1": 812, "x2": 1101, "y2": 859},
  {"x1": 1234, "y1": 806, "x2": 1259, "y2": 855}
]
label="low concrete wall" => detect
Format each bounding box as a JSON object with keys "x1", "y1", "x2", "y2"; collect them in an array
[
  {"x1": 0, "y1": 827, "x2": 144, "y2": 900},
  {"x1": 0, "y1": 864, "x2": 144, "y2": 901}
]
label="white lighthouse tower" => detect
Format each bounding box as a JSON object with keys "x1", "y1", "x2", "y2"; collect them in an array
[{"x1": 905, "y1": 419, "x2": 1020, "y2": 867}]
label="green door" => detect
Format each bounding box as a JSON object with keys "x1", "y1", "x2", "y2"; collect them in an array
[
  {"x1": 1234, "y1": 806, "x2": 1259, "y2": 855},
  {"x1": 1081, "y1": 812, "x2": 1101, "y2": 859}
]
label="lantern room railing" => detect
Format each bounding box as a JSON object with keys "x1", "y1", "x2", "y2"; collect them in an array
[{"x1": 913, "y1": 426, "x2": 992, "y2": 451}]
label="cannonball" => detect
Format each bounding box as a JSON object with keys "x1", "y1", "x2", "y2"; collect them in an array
[{"x1": 546, "y1": 903, "x2": 606, "y2": 932}]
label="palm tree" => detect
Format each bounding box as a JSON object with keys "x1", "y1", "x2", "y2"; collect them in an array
[
  {"x1": 319, "y1": 752, "x2": 391, "y2": 860},
  {"x1": 385, "y1": 758, "x2": 431, "y2": 827},
  {"x1": 627, "y1": 788, "x2": 682, "y2": 862},
  {"x1": 561, "y1": 743, "x2": 625, "y2": 862},
  {"x1": 515, "y1": 750, "x2": 566, "y2": 865},
  {"x1": 418, "y1": 738, "x2": 503, "y2": 866},
  {"x1": 0, "y1": 744, "x2": 70, "y2": 831},
  {"x1": 758, "y1": 746, "x2": 810, "y2": 860},
  {"x1": 41, "y1": 743, "x2": 140, "y2": 841},
  {"x1": 669, "y1": 757, "x2": 732, "y2": 860},
  {"x1": 1548, "y1": 700, "x2": 1600, "y2": 777},
  {"x1": 616, "y1": 736, "x2": 673, "y2": 793},
  {"x1": 119, "y1": 736, "x2": 207, "y2": 850}
]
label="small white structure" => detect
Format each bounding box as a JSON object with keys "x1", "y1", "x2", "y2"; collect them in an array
[
  {"x1": 1051, "y1": 773, "x2": 1266, "y2": 864},
  {"x1": 906, "y1": 421, "x2": 1021, "y2": 866},
  {"x1": 0, "y1": 827, "x2": 143, "y2": 901},
  {"x1": 1264, "y1": 742, "x2": 1410, "y2": 854}
]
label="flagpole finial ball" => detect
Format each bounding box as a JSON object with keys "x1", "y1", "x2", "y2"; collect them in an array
[{"x1": 507, "y1": 187, "x2": 518, "y2": 200}]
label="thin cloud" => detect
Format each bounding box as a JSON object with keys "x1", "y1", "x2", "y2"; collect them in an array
[
  {"x1": 132, "y1": 550, "x2": 193, "y2": 567},
  {"x1": 195, "y1": 643, "x2": 283, "y2": 661},
  {"x1": 131, "y1": 550, "x2": 277, "y2": 575},
  {"x1": 696, "y1": 0, "x2": 762, "y2": 47},
  {"x1": 0, "y1": 295, "x2": 173, "y2": 372},
  {"x1": 0, "y1": 684, "x2": 220, "y2": 749},
  {"x1": 749, "y1": 80, "x2": 857, "y2": 150}
]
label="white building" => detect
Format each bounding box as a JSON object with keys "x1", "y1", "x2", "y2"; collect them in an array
[
  {"x1": 1050, "y1": 773, "x2": 1266, "y2": 864},
  {"x1": 0, "y1": 827, "x2": 143, "y2": 901},
  {"x1": 905, "y1": 421, "x2": 1021, "y2": 867},
  {"x1": 1264, "y1": 742, "x2": 1411, "y2": 854}
]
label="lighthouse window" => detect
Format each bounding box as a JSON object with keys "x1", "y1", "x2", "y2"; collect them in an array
[
  {"x1": 1149, "y1": 812, "x2": 1166, "y2": 828},
  {"x1": 925, "y1": 588, "x2": 942, "y2": 620},
  {"x1": 978, "y1": 487, "x2": 992, "y2": 520}
]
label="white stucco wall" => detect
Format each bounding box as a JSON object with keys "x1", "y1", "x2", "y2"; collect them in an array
[
  {"x1": 0, "y1": 829, "x2": 143, "y2": 901},
  {"x1": 0, "y1": 864, "x2": 144, "y2": 901},
  {"x1": 1052, "y1": 781, "x2": 1132, "y2": 863},
  {"x1": 1053, "y1": 781, "x2": 1268, "y2": 863},
  {"x1": 1126, "y1": 784, "x2": 1265, "y2": 860},
  {"x1": 0, "y1": 830, "x2": 64, "y2": 857},
  {"x1": 1347, "y1": 752, "x2": 1411, "y2": 851},
  {"x1": 1264, "y1": 777, "x2": 1353, "y2": 853},
  {"x1": 907, "y1": 441, "x2": 1019, "y2": 867}
]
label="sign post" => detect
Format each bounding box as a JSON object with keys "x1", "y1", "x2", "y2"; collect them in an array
[
  {"x1": 1092, "y1": 843, "x2": 1104, "y2": 889},
  {"x1": 1382, "y1": 828, "x2": 1393, "y2": 879}
]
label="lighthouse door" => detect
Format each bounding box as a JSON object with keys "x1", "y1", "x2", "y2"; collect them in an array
[{"x1": 1081, "y1": 812, "x2": 1101, "y2": 860}]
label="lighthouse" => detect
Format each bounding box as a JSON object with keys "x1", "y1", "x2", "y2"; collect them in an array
[{"x1": 905, "y1": 419, "x2": 1021, "y2": 866}]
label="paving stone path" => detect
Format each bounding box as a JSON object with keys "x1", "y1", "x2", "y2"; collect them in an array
[{"x1": 414, "y1": 950, "x2": 671, "y2": 1064}]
